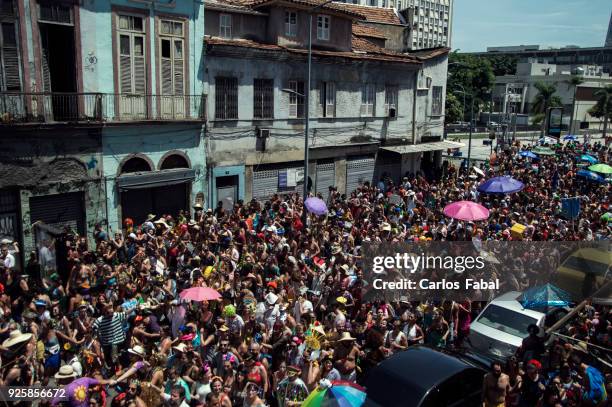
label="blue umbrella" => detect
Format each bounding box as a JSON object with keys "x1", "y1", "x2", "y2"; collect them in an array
[
  {"x1": 520, "y1": 283, "x2": 572, "y2": 311},
  {"x1": 563, "y1": 135, "x2": 578, "y2": 141},
  {"x1": 576, "y1": 169, "x2": 606, "y2": 183},
  {"x1": 580, "y1": 154, "x2": 598, "y2": 164},
  {"x1": 519, "y1": 151, "x2": 538, "y2": 159},
  {"x1": 477, "y1": 176, "x2": 524, "y2": 194}
]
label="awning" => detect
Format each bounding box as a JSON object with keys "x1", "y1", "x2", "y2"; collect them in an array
[
  {"x1": 381, "y1": 140, "x2": 464, "y2": 154},
  {"x1": 117, "y1": 168, "x2": 196, "y2": 191}
]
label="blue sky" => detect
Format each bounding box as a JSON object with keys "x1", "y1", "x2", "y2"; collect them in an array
[{"x1": 452, "y1": 0, "x2": 611, "y2": 52}]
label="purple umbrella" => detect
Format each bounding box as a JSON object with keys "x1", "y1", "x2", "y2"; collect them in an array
[
  {"x1": 477, "y1": 176, "x2": 524, "y2": 194},
  {"x1": 305, "y1": 197, "x2": 328, "y2": 215}
]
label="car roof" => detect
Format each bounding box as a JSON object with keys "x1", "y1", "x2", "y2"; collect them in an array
[
  {"x1": 362, "y1": 346, "x2": 483, "y2": 407},
  {"x1": 487, "y1": 291, "x2": 545, "y2": 320}
]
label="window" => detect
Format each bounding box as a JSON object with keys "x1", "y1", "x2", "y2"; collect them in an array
[
  {"x1": 159, "y1": 19, "x2": 184, "y2": 96},
  {"x1": 254, "y1": 78, "x2": 274, "y2": 119},
  {"x1": 385, "y1": 85, "x2": 398, "y2": 117},
  {"x1": 0, "y1": 21, "x2": 20, "y2": 91},
  {"x1": 317, "y1": 15, "x2": 330, "y2": 41},
  {"x1": 38, "y1": 1, "x2": 73, "y2": 24},
  {"x1": 361, "y1": 84, "x2": 375, "y2": 116},
  {"x1": 288, "y1": 80, "x2": 305, "y2": 118},
  {"x1": 220, "y1": 14, "x2": 231, "y2": 38},
  {"x1": 431, "y1": 85, "x2": 443, "y2": 116},
  {"x1": 0, "y1": 0, "x2": 15, "y2": 17},
  {"x1": 117, "y1": 14, "x2": 146, "y2": 95},
  {"x1": 320, "y1": 82, "x2": 335, "y2": 117},
  {"x1": 215, "y1": 77, "x2": 238, "y2": 119},
  {"x1": 285, "y1": 11, "x2": 297, "y2": 37}
]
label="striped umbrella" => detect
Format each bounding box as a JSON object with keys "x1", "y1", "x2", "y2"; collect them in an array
[{"x1": 302, "y1": 380, "x2": 366, "y2": 407}]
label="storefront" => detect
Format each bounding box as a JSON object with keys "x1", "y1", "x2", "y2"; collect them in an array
[{"x1": 252, "y1": 162, "x2": 308, "y2": 201}]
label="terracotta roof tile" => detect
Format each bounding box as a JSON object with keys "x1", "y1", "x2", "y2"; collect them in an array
[
  {"x1": 410, "y1": 47, "x2": 452, "y2": 60},
  {"x1": 230, "y1": 0, "x2": 365, "y2": 18},
  {"x1": 334, "y1": 3, "x2": 404, "y2": 25},
  {"x1": 352, "y1": 23, "x2": 387, "y2": 39},
  {"x1": 205, "y1": 36, "x2": 420, "y2": 64}
]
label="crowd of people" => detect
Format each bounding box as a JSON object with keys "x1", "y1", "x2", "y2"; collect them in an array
[{"x1": 0, "y1": 138, "x2": 610, "y2": 407}]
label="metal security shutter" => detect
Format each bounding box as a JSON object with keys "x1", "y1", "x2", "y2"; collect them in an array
[
  {"x1": 278, "y1": 164, "x2": 304, "y2": 196},
  {"x1": 346, "y1": 156, "x2": 375, "y2": 195},
  {"x1": 252, "y1": 169, "x2": 279, "y2": 201},
  {"x1": 316, "y1": 162, "x2": 335, "y2": 201},
  {"x1": 30, "y1": 192, "x2": 85, "y2": 235}
]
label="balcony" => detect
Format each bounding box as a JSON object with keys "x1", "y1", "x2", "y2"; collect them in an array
[{"x1": 0, "y1": 92, "x2": 206, "y2": 124}]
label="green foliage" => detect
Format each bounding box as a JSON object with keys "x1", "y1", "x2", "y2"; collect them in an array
[
  {"x1": 532, "y1": 82, "x2": 561, "y2": 114},
  {"x1": 565, "y1": 75, "x2": 584, "y2": 90},
  {"x1": 444, "y1": 92, "x2": 463, "y2": 124},
  {"x1": 484, "y1": 54, "x2": 518, "y2": 76},
  {"x1": 446, "y1": 52, "x2": 496, "y2": 121},
  {"x1": 588, "y1": 85, "x2": 612, "y2": 118}
]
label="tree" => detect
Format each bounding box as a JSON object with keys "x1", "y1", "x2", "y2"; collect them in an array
[
  {"x1": 531, "y1": 82, "x2": 563, "y2": 136},
  {"x1": 485, "y1": 55, "x2": 518, "y2": 76},
  {"x1": 444, "y1": 92, "x2": 463, "y2": 124},
  {"x1": 588, "y1": 85, "x2": 612, "y2": 140},
  {"x1": 565, "y1": 76, "x2": 584, "y2": 134},
  {"x1": 446, "y1": 52, "x2": 495, "y2": 122}
]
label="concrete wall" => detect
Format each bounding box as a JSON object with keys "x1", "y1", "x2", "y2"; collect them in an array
[
  {"x1": 0, "y1": 128, "x2": 105, "y2": 254},
  {"x1": 415, "y1": 55, "x2": 447, "y2": 140},
  {"x1": 361, "y1": 22, "x2": 409, "y2": 53},
  {"x1": 205, "y1": 54, "x2": 420, "y2": 167},
  {"x1": 102, "y1": 124, "x2": 206, "y2": 231},
  {"x1": 80, "y1": 0, "x2": 205, "y2": 96}
]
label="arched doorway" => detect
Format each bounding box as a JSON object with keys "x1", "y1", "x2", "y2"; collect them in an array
[
  {"x1": 121, "y1": 157, "x2": 152, "y2": 173},
  {"x1": 160, "y1": 154, "x2": 189, "y2": 170}
]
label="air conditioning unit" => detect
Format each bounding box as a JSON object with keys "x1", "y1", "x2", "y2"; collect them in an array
[
  {"x1": 257, "y1": 128, "x2": 270, "y2": 139},
  {"x1": 388, "y1": 107, "x2": 396, "y2": 118}
]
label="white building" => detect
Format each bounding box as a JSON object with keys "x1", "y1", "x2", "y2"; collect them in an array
[{"x1": 334, "y1": 0, "x2": 453, "y2": 50}]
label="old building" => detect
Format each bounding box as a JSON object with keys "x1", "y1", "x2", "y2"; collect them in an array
[
  {"x1": 0, "y1": 0, "x2": 206, "y2": 265},
  {"x1": 203, "y1": 0, "x2": 456, "y2": 207}
]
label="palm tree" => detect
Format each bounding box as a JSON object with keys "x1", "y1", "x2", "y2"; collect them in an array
[
  {"x1": 588, "y1": 85, "x2": 612, "y2": 142},
  {"x1": 532, "y1": 82, "x2": 563, "y2": 136},
  {"x1": 565, "y1": 75, "x2": 584, "y2": 134}
]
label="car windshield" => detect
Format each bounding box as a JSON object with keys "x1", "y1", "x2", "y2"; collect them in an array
[
  {"x1": 476, "y1": 304, "x2": 538, "y2": 338},
  {"x1": 561, "y1": 255, "x2": 610, "y2": 277}
]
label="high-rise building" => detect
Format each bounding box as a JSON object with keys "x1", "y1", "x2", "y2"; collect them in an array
[
  {"x1": 606, "y1": 11, "x2": 612, "y2": 47},
  {"x1": 402, "y1": 0, "x2": 453, "y2": 49},
  {"x1": 334, "y1": 0, "x2": 453, "y2": 50}
]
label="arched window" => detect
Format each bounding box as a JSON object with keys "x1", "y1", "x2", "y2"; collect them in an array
[
  {"x1": 160, "y1": 154, "x2": 189, "y2": 170},
  {"x1": 121, "y1": 157, "x2": 152, "y2": 174}
]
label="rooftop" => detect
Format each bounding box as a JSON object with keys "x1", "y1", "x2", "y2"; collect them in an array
[
  {"x1": 352, "y1": 23, "x2": 388, "y2": 40},
  {"x1": 335, "y1": 3, "x2": 405, "y2": 25}
]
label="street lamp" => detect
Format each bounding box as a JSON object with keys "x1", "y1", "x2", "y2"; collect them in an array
[
  {"x1": 300, "y1": 0, "x2": 334, "y2": 222},
  {"x1": 455, "y1": 89, "x2": 474, "y2": 166}
]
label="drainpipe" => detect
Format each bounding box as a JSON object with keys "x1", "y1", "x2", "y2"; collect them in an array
[{"x1": 412, "y1": 68, "x2": 419, "y2": 145}]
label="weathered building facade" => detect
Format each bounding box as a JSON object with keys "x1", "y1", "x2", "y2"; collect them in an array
[
  {"x1": 0, "y1": 0, "x2": 206, "y2": 262},
  {"x1": 203, "y1": 0, "x2": 454, "y2": 206}
]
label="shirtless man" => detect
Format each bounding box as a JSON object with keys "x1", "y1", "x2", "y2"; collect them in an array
[{"x1": 482, "y1": 361, "x2": 510, "y2": 407}]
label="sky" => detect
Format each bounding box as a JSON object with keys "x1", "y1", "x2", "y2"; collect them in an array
[{"x1": 452, "y1": 0, "x2": 611, "y2": 52}]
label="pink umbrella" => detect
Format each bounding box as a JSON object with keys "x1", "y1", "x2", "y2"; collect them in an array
[
  {"x1": 443, "y1": 201, "x2": 489, "y2": 221},
  {"x1": 179, "y1": 287, "x2": 221, "y2": 302}
]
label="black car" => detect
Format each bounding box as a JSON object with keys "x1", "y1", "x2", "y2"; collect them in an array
[{"x1": 362, "y1": 346, "x2": 490, "y2": 407}]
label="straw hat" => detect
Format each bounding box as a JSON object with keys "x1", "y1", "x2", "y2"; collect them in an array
[
  {"x1": 146, "y1": 214, "x2": 156, "y2": 221},
  {"x1": 331, "y1": 245, "x2": 342, "y2": 255},
  {"x1": 2, "y1": 330, "x2": 32, "y2": 348},
  {"x1": 380, "y1": 222, "x2": 392, "y2": 232},
  {"x1": 337, "y1": 332, "x2": 356, "y2": 342},
  {"x1": 173, "y1": 343, "x2": 188, "y2": 353},
  {"x1": 193, "y1": 203, "x2": 204, "y2": 210},
  {"x1": 54, "y1": 365, "x2": 77, "y2": 379},
  {"x1": 154, "y1": 219, "x2": 170, "y2": 229},
  {"x1": 265, "y1": 292, "x2": 279, "y2": 305},
  {"x1": 128, "y1": 345, "x2": 146, "y2": 357}
]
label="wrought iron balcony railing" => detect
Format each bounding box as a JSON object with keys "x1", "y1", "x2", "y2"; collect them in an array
[{"x1": 0, "y1": 92, "x2": 206, "y2": 124}]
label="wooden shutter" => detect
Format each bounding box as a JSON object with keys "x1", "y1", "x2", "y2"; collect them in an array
[
  {"x1": 1, "y1": 22, "x2": 20, "y2": 91},
  {"x1": 119, "y1": 34, "x2": 132, "y2": 93},
  {"x1": 173, "y1": 39, "x2": 183, "y2": 95},
  {"x1": 160, "y1": 39, "x2": 172, "y2": 95},
  {"x1": 133, "y1": 35, "x2": 145, "y2": 94}
]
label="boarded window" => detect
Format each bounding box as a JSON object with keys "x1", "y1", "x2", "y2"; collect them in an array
[
  {"x1": 0, "y1": 21, "x2": 20, "y2": 91},
  {"x1": 215, "y1": 76, "x2": 238, "y2": 119},
  {"x1": 361, "y1": 84, "x2": 375, "y2": 117},
  {"x1": 38, "y1": 1, "x2": 73, "y2": 25},
  {"x1": 285, "y1": 11, "x2": 297, "y2": 37},
  {"x1": 117, "y1": 14, "x2": 146, "y2": 95},
  {"x1": 385, "y1": 85, "x2": 398, "y2": 116},
  {"x1": 159, "y1": 19, "x2": 184, "y2": 96},
  {"x1": 320, "y1": 81, "x2": 335, "y2": 118},
  {"x1": 288, "y1": 80, "x2": 304, "y2": 119},
  {"x1": 317, "y1": 15, "x2": 330, "y2": 41},
  {"x1": 253, "y1": 78, "x2": 273, "y2": 119},
  {"x1": 220, "y1": 14, "x2": 231, "y2": 38},
  {"x1": 431, "y1": 85, "x2": 443, "y2": 116}
]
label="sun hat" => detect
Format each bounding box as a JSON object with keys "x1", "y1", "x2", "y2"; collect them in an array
[
  {"x1": 173, "y1": 343, "x2": 188, "y2": 353},
  {"x1": 331, "y1": 245, "x2": 342, "y2": 255},
  {"x1": 265, "y1": 292, "x2": 279, "y2": 305},
  {"x1": 2, "y1": 330, "x2": 32, "y2": 348},
  {"x1": 128, "y1": 345, "x2": 146, "y2": 357},
  {"x1": 55, "y1": 365, "x2": 77, "y2": 380},
  {"x1": 337, "y1": 332, "x2": 356, "y2": 342},
  {"x1": 146, "y1": 214, "x2": 156, "y2": 221}
]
